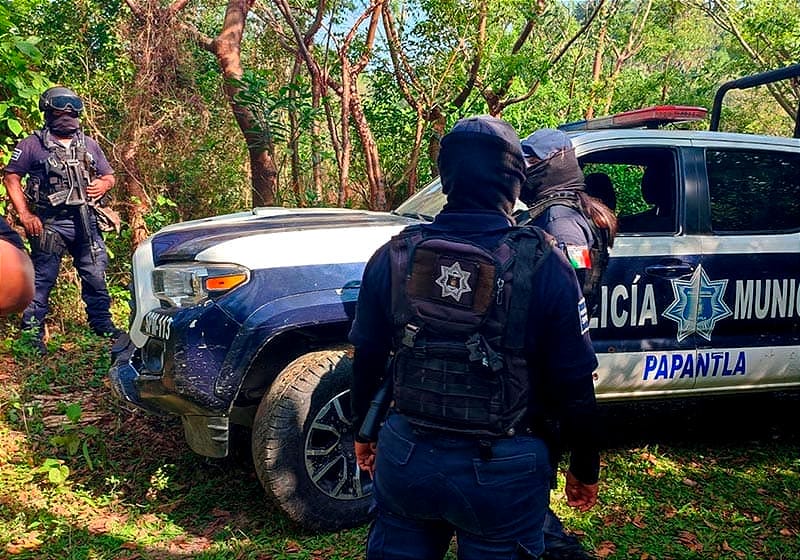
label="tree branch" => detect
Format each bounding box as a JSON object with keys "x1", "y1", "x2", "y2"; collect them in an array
[
  {"x1": 180, "y1": 21, "x2": 215, "y2": 52},
  {"x1": 124, "y1": 0, "x2": 143, "y2": 19},
  {"x1": 167, "y1": 0, "x2": 191, "y2": 17},
  {"x1": 452, "y1": 0, "x2": 486, "y2": 108},
  {"x1": 499, "y1": 0, "x2": 606, "y2": 111}
]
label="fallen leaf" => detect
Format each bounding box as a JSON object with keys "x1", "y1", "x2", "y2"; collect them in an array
[
  {"x1": 594, "y1": 541, "x2": 617, "y2": 558},
  {"x1": 570, "y1": 529, "x2": 586, "y2": 537},
  {"x1": 682, "y1": 477, "x2": 698, "y2": 487},
  {"x1": 678, "y1": 530, "x2": 703, "y2": 552},
  {"x1": 285, "y1": 540, "x2": 302, "y2": 553},
  {"x1": 640, "y1": 451, "x2": 658, "y2": 464},
  {"x1": 4, "y1": 532, "x2": 43, "y2": 555}
]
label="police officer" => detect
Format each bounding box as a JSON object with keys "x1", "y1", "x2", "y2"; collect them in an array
[
  {"x1": 3, "y1": 86, "x2": 120, "y2": 352},
  {"x1": 0, "y1": 216, "x2": 34, "y2": 315},
  {"x1": 517, "y1": 129, "x2": 617, "y2": 560},
  {"x1": 518, "y1": 128, "x2": 617, "y2": 317},
  {"x1": 350, "y1": 115, "x2": 601, "y2": 559}
]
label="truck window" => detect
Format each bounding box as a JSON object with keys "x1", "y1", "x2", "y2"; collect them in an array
[
  {"x1": 707, "y1": 149, "x2": 800, "y2": 233},
  {"x1": 581, "y1": 147, "x2": 679, "y2": 235}
]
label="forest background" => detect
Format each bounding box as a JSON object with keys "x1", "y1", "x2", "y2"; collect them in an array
[
  {"x1": 0, "y1": 2, "x2": 799, "y2": 558},
  {"x1": 1, "y1": 0, "x2": 799, "y2": 279}
]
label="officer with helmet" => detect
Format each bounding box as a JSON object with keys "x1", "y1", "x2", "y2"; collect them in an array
[
  {"x1": 3, "y1": 86, "x2": 120, "y2": 353},
  {"x1": 350, "y1": 115, "x2": 601, "y2": 559}
]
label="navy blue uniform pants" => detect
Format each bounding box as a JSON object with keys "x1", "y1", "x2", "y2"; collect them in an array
[
  {"x1": 368, "y1": 413, "x2": 551, "y2": 559},
  {"x1": 22, "y1": 215, "x2": 115, "y2": 337}
]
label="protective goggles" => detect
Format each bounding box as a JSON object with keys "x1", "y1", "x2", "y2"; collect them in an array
[{"x1": 44, "y1": 95, "x2": 84, "y2": 113}]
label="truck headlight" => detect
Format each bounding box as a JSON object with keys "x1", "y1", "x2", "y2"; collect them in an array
[{"x1": 152, "y1": 263, "x2": 250, "y2": 308}]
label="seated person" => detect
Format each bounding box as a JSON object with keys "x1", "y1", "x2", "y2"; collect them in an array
[
  {"x1": 585, "y1": 172, "x2": 616, "y2": 212},
  {"x1": 618, "y1": 164, "x2": 675, "y2": 233}
]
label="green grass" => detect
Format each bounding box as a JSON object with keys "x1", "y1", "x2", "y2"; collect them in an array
[{"x1": 1, "y1": 312, "x2": 798, "y2": 559}]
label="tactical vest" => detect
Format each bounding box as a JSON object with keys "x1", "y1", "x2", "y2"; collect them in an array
[
  {"x1": 515, "y1": 191, "x2": 609, "y2": 308},
  {"x1": 30, "y1": 129, "x2": 96, "y2": 210},
  {"x1": 388, "y1": 225, "x2": 552, "y2": 437}
]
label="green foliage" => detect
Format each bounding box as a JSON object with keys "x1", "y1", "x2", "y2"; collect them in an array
[
  {"x1": 233, "y1": 70, "x2": 320, "y2": 149},
  {"x1": 583, "y1": 162, "x2": 647, "y2": 216},
  {"x1": 0, "y1": 1, "x2": 50, "y2": 158},
  {"x1": 142, "y1": 195, "x2": 179, "y2": 234},
  {"x1": 35, "y1": 457, "x2": 70, "y2": 486},
  {"x1": 49, "y1": 403, "x2": 103, "y2": 471}
]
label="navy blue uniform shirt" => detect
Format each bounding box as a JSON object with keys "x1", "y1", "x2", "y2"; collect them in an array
[
  {"x1": 349, "y1": 208, "x2": 601, "y2": 483},
  {"x1": 531, "y1": 205, "x2": 593, "y2": 257},
  {"x1": 5, "y1": 130, "x2": 113, "y2": 186}
]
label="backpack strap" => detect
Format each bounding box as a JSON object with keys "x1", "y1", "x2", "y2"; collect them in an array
[
  {"x1": 503, "y1": 227, "x2": 553, "y2": 350},
  {"x1": 515, "y1": 191, "x2": 582, "y2": 226},
  {"x1": 389, "y1": 224, "x2": 426, "y2": 329}
]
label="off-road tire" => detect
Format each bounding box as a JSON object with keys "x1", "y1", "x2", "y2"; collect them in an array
[{"x1": 251, "y1": 349, "x2": 372, "y2": 532}]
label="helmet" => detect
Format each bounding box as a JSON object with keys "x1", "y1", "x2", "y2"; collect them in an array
[{"x1": 39, "y1": 86, "x2": 84, "y2": 114}]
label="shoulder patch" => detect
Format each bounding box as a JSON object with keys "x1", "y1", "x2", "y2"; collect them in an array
[
  {"x1": 10, "y1": 148, "x2": 21, "y2": 162},
  {"x1": 578, "y1": 297, "x2": 589, "y2": 335},
  {"x1": 566, "y1": 244, "x2": 591, "y2": 269}
]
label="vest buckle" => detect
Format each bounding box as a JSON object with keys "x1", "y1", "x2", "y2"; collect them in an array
[{"x1": 402, "y1": 324, "x2": 420, "y2": 348}]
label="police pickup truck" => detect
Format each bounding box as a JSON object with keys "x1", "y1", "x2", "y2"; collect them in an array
[{"x1": 109, "y1": 66, "x2": 800, "y2": 531}]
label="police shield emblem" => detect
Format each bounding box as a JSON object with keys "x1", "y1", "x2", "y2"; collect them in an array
[{"x1": 435, "y1": 261, "x2": 473, "y2": 302}]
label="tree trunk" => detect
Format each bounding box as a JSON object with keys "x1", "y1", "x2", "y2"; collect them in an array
[
  {"x1": 586, "y1": 19, "x2": 607, "y2": 119},
  {"x1": 428, "y1": 108, "x2": 447, "y2": 178},
  {"x1": 213, "y1": 0, "x2": 277, "y2": 206},
  {"x1": 118, "y1": 138, "x2": 150, "y2": 246},
  {"x1": 349, "y1": 86, "x2": 386, "y2": 209}
]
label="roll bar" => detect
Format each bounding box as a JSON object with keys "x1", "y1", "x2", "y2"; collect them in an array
[{"x1": 710, "y1": 63, "x2": 800, "y2": 138}]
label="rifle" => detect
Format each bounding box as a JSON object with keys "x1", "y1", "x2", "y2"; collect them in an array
[
  {"x1": 57, "y1": 158, "x2": 98, "y2": 264},
  {"x1": 358, "y1": 376, "x2": 392, "y2": 442}
]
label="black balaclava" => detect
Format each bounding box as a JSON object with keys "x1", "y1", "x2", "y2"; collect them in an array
[
  {"x1": 520, "y1": 128, "x2": 585, "y2": 204},
  {"x1": 45, "y1": 110, "x2": 80, "y2": 137},
  {"x1": 438, "y1": 115, "x2": 525, "y2": 217}
]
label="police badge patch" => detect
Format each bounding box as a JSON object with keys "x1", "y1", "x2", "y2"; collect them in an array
[{"x1": 435, "y1": 261, "x2": 473, "y2": 302}]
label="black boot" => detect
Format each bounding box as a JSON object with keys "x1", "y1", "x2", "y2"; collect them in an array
[
  {"x1": 542, "y1": 533, "x2": 596, "y2": 560},
  {"x1": 542, "y1": 508, "x2": 595, "y2": 560}
]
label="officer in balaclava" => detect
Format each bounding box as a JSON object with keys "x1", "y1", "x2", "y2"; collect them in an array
[
  {"x1": 516, "y1": 128, "x2": 617, "y2": 560},
  {"x1": 3, "y1": 86, "x2": 120, "y2": 354},
  {"x1": 518, "y1": 128, "x2": 617, "y2": 317},
  {"x1": 350, "y1": 115, "x2": 602, "y2": 559}
]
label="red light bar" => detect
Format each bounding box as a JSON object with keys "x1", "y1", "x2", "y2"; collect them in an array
[{"x1": 559, "y1": 105, "x2": 708, "y2": 132}]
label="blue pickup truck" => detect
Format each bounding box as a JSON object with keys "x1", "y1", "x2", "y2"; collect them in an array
[{"x1": 110, "y1": 66, "x2": 800, "y2": 531}]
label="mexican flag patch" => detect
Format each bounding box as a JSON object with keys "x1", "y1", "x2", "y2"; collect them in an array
[{"x1": 566, "y1": 244, "x2": 592, "y2": 269}]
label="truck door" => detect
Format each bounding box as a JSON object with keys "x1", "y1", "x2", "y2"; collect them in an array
[
  {"x1": 577, "y1": 143, "x2": 701, "y2": 401},
  {"x1": 695, "y1": 144, "x2": 800, "y2": 394}
]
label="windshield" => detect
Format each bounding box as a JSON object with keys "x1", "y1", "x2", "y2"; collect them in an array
[
  {"x1": 393, "y1": 177, "x2": 528, "y2": 221},
  {"x1": 392, "y1": 178, "x2": 445, "y2": 221}
]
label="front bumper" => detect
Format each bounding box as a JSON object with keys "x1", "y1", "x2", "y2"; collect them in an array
[
  {"x1": 109, "y1": 332, "x2": 210, "y2": 416},
  {"x1": 109, "y1": 331, "x2": 232, "y2": 458}
]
